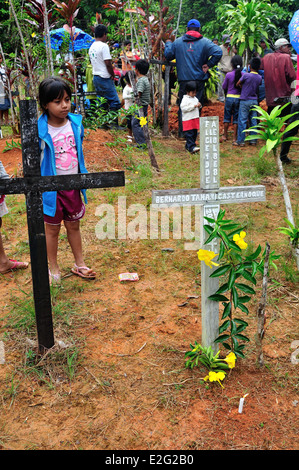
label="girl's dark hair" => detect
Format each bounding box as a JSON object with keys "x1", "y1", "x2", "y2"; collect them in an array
[
  {"x1": 231, "y1": 55, "x2": 243, "y2": 89},
  {"x1": 120, "y1": 71, "x2": 134, "y2": 88},
  {"x1": 38, "y1": 77, "x2": 72, "y2": 113},
  {"x1": 185, "y1": 81, "x2": 197, "y2": 93}
]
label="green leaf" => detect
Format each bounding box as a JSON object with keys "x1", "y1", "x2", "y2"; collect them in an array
[
  {"x1": 228, "y1": 269, "x2": 236, "y2": 289},
  {"x1": 238, "y1": 41, "x2": 246, "y2": 56},
  {"x1": 235, "y1": 318, "x2": 248, "y2": 327},
  {"x1": 215, "y1": 282, "x2": 229, "y2": 294},
  {"x1": 234, "y1": 334, "x2": 250, "y2": 342},
  {"x1": 246, "y1": 244, "x2": 261, "y2": 260},
  {"x1": 219, "y1": 222, "x2": 240, "y2": 231},
  {"x1": 266, "y1": 138, "x2": 278, "y2": 152},
  {"x1": 248, "y1": 35, "x2": 254, "y2": 51},
  {"x1": 208, "y1": 294, "x2": 229, "y2": 302},
  {"x1": 235, "y1": 283, "x2": 255, "y2": 294},
  {"x1": 232, "y1": 286, "x2": 239, "y2": 308},
  {"x1": 222, "y1": 302, "x2": 231, "y2": 319},
  {"x1": 215, "y1": 334, "x2": 230, "y2": 344},
  {"x1": 203, "y1": 224, "x2": 214, "y2": 235},
  {"x1": 219, "y1": 319, "x2": 230, "y2": 333},
  {"x1": 218, "y1": 241, "x2": 225, "y2": 260},
  {"x1": 238, "y1": 295, "x2": 251, "y2": 304},
  {"x1": 210, "y1": 264, "x2": 231, "y2": 277},
  {"x1": 237, "y1": 303, "x2": 249, "y2": 314},
  {"x1": 204, "y1": 231, "x2": 218, "y2": 246},
  {"x1": 204, "y1": 216, "x2": 216, "y2": 224},
  {"x1": 242, "y1": 269, "x2": 257, "y2": 285}
]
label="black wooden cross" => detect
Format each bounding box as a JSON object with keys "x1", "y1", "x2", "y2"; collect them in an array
[{"x1": 0, "y1": 100, "x2": 125, "y2": 353}]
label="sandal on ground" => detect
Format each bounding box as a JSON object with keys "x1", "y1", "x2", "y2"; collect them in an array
[
  {"x1": 49, "y1": 269, "x2": 61, "y2": 286},
  {"x1": 71, "y1": 264, "x2": 96, "y2": 280},
  {"x1": 232, "y1": 142, "x2": 245, "y2": 147},
  {"x1": 0, "y1": 259, "x2": 29, "y2": 274}
]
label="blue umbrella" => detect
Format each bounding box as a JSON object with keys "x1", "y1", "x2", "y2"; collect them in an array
[
  {"x1": 289, "y1": 11, "x2": 299, "y2": 96},
  {"x1": 50, "y1": 27, "x2": 94, "y2": 51},
  {"x1": 289, "y1": 10, "x2": 299, "y2": 53}
]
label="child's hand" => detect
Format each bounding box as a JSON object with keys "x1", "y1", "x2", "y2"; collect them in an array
[{"x1": 196, "y1": 102, "x2": 202, "y2": 108}]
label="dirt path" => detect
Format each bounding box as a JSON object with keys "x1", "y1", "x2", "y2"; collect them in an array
[{"x1": 0, "y1": 102, "x2": 298, "y2": 450}]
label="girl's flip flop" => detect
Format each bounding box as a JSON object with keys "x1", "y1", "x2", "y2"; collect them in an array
[
  {"x1": 71, "y1": 264, "x2": 96, "y2": 280},
  {"x1": 0, "y1": 259, "x2": 29, "y2": 274}
]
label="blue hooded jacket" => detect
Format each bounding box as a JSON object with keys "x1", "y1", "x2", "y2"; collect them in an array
[
  {"x1": 164, "y1": 32, "x2": 222, "y2": 82},
  {"x1": 38, "y1": 112, "x2": 88, "y2": 217}
]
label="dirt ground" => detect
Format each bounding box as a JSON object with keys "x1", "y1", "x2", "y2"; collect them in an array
[{"x1": 0, "y1": 101, "x2": 298, "y2": 451}]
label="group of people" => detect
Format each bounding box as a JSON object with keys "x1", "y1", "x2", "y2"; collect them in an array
[
  {"x1": 164, "y1": 19, "x2": 298, "y2": 162},
  {"x1": 88, "y1": 24, "x2": 150, "y2": 148},
  {"x1": 0, "y1": 18, "x2": 298, "y2": 283}
]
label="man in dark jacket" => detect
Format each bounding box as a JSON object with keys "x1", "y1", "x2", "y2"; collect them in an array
[{"x1": 164, "y1": 19, "x2": 222, "y2": 137}]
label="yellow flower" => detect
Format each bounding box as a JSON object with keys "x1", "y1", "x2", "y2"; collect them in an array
[
  {"x1": 139, "y1": 116, "x2": 147, "y2": 127},
  {"x1": 233, "y1": 231, "x2": 248, "y2": 250},
  {"x1": 224, "y1": 352, "x2": 236, "y2": 369},
  {"x1": 31, "y1": 32, "x2": 36, "y2": 38},
  {"x1": 204, "y1": 371, "x2": 226, "y2": 387},
  {"x1": 197, "y1": 249, "x2": 219, "y2": 268}
]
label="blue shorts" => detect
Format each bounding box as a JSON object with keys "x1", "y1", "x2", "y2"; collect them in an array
[
  {"x1": 223, "y1": 97, "x2": 240, "y2": 124},
  {"x1": 0, "y1": 97, "x2": 10, "y2": 111}
]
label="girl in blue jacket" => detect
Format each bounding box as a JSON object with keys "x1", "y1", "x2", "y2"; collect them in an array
[{"x1": 38, "y1": 77, "x2": 96, "y2": 284}]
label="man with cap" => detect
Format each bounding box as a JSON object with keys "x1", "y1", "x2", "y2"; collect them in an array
[
  {"x1": 217, "y1": 34, "x2": 237, "y2": 102},
  {"x1": 164, "y1": 19, "x2": 222, "y2": 137},
  {"x1": 261, "y1": 38, "x2": 296, "y2": 116}
]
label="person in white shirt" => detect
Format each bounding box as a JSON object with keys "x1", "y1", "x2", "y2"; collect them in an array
[
  {"x1": 0, "y1": 54, "x2": 11, "y2": 125},
  {"x1": 121, "y1": 72, "x2": 134, "y2": 141},
  {"x1": 88, "y1": 24, "x2": 121, "y2": 124},
  {"x1": 180, "y1": 81, "x2": 202, "y2": 153}
]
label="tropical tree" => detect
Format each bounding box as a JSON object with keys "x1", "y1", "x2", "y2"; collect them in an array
[
  {"x1": 24, "y1": 0, "x2": 55, "y2": 75},
  {"x1": 220, "y1": 0, "x2": 277, "y2": 67},
  {"x1": 245, "y1": 104, "x2": 299, "y2": 269},
  {"x1": 52, "y1": 0, "x2": 82, "y2": 108}
]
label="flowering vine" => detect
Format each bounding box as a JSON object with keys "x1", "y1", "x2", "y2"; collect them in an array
[{"x1": 198, "y1": 209, "x2": 279, "y2": 358}]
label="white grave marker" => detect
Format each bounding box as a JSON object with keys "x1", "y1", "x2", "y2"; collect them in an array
[{"x1": 152, "y1": 116, "x2": 266, "y2": 350}]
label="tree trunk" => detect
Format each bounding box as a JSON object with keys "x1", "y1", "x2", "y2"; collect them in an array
[
  {"x1": 256, "y1": 242, "x2": 270, "y2": 367},
  {"x1": 275, "y1": 150, "x2": 299, "y2": 268},
  {"x1": 42, "y1": 0, "x2": 54, "y2": 76},
  {"x1": 128, "y1": 71, "x2": 159, "y2": 171},
  {"x1": 9, "y1": 0, "x2": 36, "y2": 100},
  {"x1": 162, "y1": 65, "x2": 170, "y2": 137},
  {"x1": 175, "y1": 0, "x2": 183, "y2": 38}
]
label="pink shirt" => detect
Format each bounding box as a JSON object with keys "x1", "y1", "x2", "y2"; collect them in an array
[{"x1": 48, "y1": 120, "x2": 78, "y2": 175}]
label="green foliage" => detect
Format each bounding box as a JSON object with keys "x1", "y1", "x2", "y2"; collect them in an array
[
  {"x1": 220, "y1": 0, "x2": 276, "y2": 61},
  {"x1": 84, "y1": 97, "x2": 140, "y2": 129},
  {"x1": 278, "y1": 219, "x2": 299, "y2": 248},
  {"x1": 205, "y1": 66, "x2": 219, "y2": 100},
  {"x1": 244, "y1": 104, "x2": 299, "y2": 157},
  {"x1": 201, "y1": 209, "x2": 279, "y2": 357},
  {"x1": 2, "y1": 139, "x2": 22, "y2": 153},
  {"x1": 185, "y1": 342, "x2": 230, "y2": 371}
]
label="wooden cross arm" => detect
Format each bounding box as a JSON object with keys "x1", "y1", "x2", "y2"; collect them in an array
[{"x1": 0, "y1": 171, "x2": 125, "y2": 195}]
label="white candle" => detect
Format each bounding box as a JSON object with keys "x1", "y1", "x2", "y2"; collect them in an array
[
  {"x1": 238, "y1": 397, "x2": 245, "y2": 413},
  {"x1": 238, "y1": 393, "x2": 249, "y2": 413}
]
